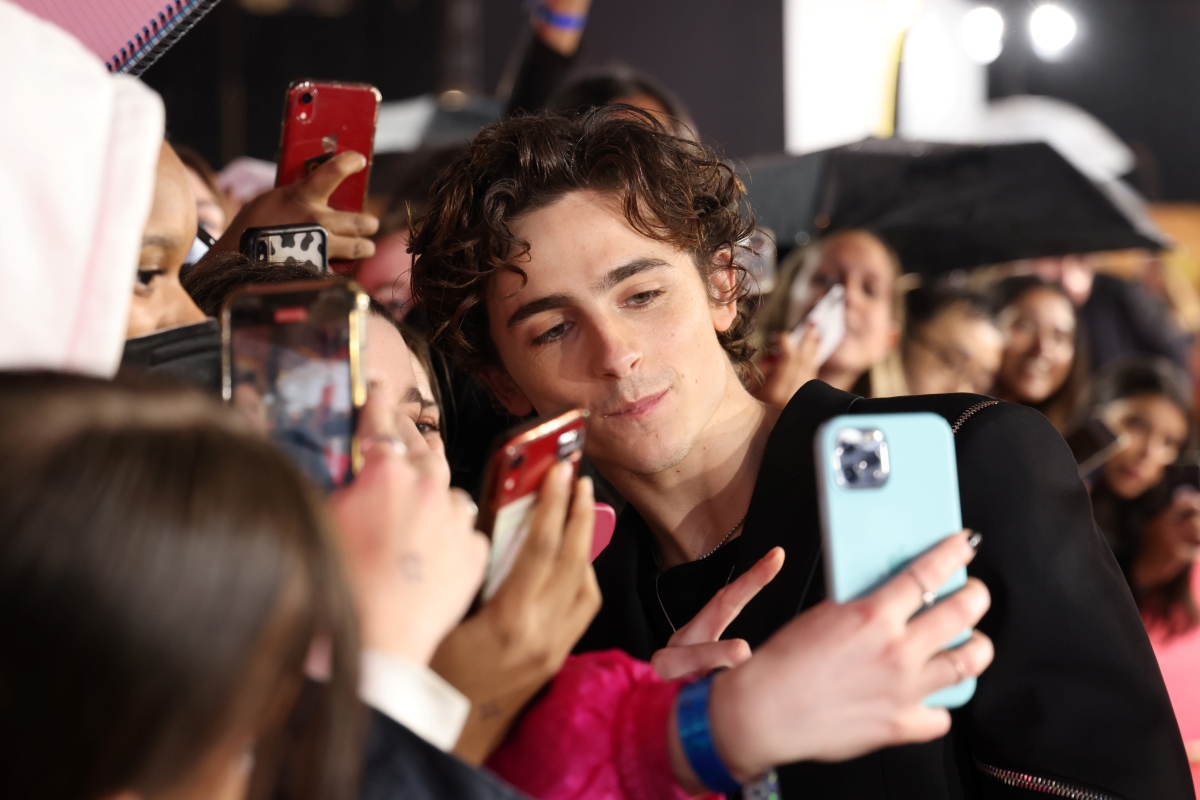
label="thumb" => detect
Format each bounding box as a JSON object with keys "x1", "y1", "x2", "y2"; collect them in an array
[
  {"x1": 294, "y1": 150, "x2": 368, "y2": 204},
  {"x1": 669, "y1": 546, "x2": 785, "y2": 647}
]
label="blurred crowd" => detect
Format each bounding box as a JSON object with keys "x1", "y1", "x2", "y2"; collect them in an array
[{"x1": 2, "y1": 0, "x2": 1200, "y2": 799}]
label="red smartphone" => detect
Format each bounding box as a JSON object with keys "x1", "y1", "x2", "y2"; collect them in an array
[
  {"x1": 275, "y1": 80, "x2": 381, "y2": 215},
  {"x1": 478, "y1": 408, "x2": 589, "y2": 599}
]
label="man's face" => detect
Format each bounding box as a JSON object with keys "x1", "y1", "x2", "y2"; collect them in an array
[
  {"x1": 126, "y1": 143, "x2": 207, "y2": 339},
  {"x1": 484, "y1": 190, "x2": 738, "y2": 476}
]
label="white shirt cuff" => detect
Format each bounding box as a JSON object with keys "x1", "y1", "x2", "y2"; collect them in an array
[{"x1": 359, "y1": 649, "x2": 471, "y2": 752}]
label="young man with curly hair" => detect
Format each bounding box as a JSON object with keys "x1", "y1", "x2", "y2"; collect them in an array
[{"x1": 410, "y1": 107, "x2": 1193, "y2": 799}]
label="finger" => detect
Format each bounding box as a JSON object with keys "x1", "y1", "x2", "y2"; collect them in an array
[
  {"x1": 294, "y1": 151, "x2": 368, "y2": 204},
  {"x1": 547, "y1": 477, "x2": 596, "y2": 591},
  {"x1": 917, "y1": 630, "x2": 994, "y2": 696},
  {"x1": 884, "y1": 707, "x2": 953, "y2": 751},
  {"x1": 669, "y1": 547, "x2": 785, "y2": 647},
  {"x1": 492, "y1": 462, "x2": 574, "y2": 607},
  {"x1": 796, "y1": 322, "x2": 822, "y2": 362},
  {"x1": 650, "y1": 639, "x2": 753, "y2": 682},
  {"x1": 317, "y1": 209, "x2": 381, "y2": 238},
  {"x1": 357, "y1": 395, "x2": 399, "y2": 455},
  {"x1": 327, "y1": 233, "x2": 377, "y2": 261},
  {"x1": 870, "y1": 531, "x2": 978, "y2": 621},
  {"x1": 906, "y1": 578, "x2": 990, "y2": 654}
]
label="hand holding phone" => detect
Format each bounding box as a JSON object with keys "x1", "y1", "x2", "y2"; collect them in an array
[
  {"x1": 275, "y1": 80, "x2": 381, "y2": 214},
  {"x1": 478, "y1": 408, "x2": 589, "y2": 599},
  {"x1": 240, "y1": 223, "x2": 329, "y2": 273},
  {"x1": 815, "y1": 412, "x2": 976, "y2": 708}
]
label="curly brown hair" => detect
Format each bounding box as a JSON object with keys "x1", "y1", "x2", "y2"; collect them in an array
[{"x1": 408, "y1": 106, "x2": 758, "y2": 382}]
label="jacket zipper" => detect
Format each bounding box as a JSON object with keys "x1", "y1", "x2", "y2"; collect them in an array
[
  {"x1": 975, "y1": 759, "x2": 1122, "y2": 800},
  {"x1": 952, "y1": 400, "x2": 1001, "y2": 434}
]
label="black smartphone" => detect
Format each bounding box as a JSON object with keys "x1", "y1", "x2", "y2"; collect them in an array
[
  {"x1": 221, "y1": 279, "x2": 369, "y2": 492},
  {"x1": 239, "y1": 223, "x2": 329, "y2": 273},
  {"x1": 1064, "y1": 418, "x2": 1124, "y2": 477}
]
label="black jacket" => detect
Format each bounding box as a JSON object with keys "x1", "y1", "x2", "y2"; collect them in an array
[
  {"x1": 578, "y1": 382, "x2": 1195, "y2": 800},
  {"x1": 359, "y1": 709, "x2": 528, "y2": 800}
]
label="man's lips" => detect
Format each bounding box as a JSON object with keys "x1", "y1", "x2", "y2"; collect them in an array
[{"x1": 601, "y1": 389, "x2": 668, "y2": 419}]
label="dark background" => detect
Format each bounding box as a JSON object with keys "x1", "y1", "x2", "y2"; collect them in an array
[{"x1": 143, "y1": 0, "x2": 1200, "y2": 200}]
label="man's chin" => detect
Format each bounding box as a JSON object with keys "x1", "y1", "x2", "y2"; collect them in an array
[{"x1": 587, "y1": 438, "x2": 692, "y2": 478}]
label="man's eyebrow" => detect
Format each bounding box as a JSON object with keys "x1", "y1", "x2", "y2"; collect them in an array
[
  {"x1": 507, "y1": 293, "x2": 574, "y2": 329},
  {"x1": 505, "y1": 258, "x2": 673, "y2": 329},
  {"x1": 593, "y1": 257, "x2": 672, "y2": 294}
]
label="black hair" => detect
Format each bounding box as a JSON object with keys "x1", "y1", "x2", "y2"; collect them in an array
[
  {"x1": 1090, "y1": 357, "x2": 1193, "y2": 417},
  {"x1": 548, "y1": 64, "x2": 696, "y2": 138},
  {"x1": 904, "y1": 284, "x2": 995, "y2": 341}
]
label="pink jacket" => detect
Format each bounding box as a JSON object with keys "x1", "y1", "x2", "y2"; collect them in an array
[
  {"x1": 1147, "y1": 566, "x2": 1200, "y2": 794},
  {"x1": 486, "y1": 650, "x2": 720, "y2": 800}
]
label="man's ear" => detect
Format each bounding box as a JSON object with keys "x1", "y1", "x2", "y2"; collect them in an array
[
  {"x1": 709, "y1": 247, "x2": 740, "y2": 333},
  {"x1": 481, "y1": 367, "x2": 535, "y2": 417}
]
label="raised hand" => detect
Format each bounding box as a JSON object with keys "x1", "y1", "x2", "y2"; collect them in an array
[
  {"x1": 432, "y1": 462, "x2": 602, "y2": 763},
  {"x1": 328, "y1": 397, "x2": 487, "y2": 667},
  {"x1": 208, "y1": 151, "x2": 380, "y2": 262},
  {"x1": 650, "y1": 547, "x2": 785, "y2": 681},
  {"x1": 682, "y1": 531, "x2": 992, "y2": 787},
  {"x1": 754, "y1": 324, "x2": 822, "y2": 408}
]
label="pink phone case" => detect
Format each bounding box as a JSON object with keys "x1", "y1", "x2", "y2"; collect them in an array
[{"x1": 591, "y1": 503, "x2": 617, "y2": 561}]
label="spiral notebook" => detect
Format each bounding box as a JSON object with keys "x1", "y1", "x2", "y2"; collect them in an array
[{"x1": 14, "y1": 0, "x2": 220, "y2": 76}]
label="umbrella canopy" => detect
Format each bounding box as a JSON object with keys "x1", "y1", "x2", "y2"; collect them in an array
[{"x1": 740, "y1": 138, "x2": 1168, "y2": 275}]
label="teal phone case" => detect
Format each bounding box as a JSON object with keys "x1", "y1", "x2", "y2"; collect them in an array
[{"x1": 815, "y1": 412, "x2": 975, "y2": 708}]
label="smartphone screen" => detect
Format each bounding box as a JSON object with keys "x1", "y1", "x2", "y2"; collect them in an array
[
  {"x1": 795, "y1": 284, "x2": 846, "y2": 367},
  {"x1": 480, "y1": 409, "x2": 588, "y2": 599},
  {"x1": 224, "y1": 281, "x2": 367, "y2": 492}
]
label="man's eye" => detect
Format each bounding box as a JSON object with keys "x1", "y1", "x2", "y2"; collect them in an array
[
  {"x1": 625, "y1": 289, "x2": 664, "y2": 307},
  {"x1": 416, "y1": 419, "x2": 441, "y2": 436},
  {"x1": 532, "y1": 321, "x2": 572, "y2": 346}
]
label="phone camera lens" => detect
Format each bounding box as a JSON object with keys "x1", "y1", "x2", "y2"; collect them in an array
[{"x1": 300, "y1": 92, "x2": 313, "y2": 105}]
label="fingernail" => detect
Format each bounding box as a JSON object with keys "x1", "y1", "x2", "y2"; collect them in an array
[{"x1": 966, "y1": 531, "x2": 983, "y2": 551}]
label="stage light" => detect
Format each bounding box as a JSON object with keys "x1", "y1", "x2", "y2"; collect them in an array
[
  {"x1": 1030, "y1": 4, "x2": 1077, "y2": 61},
  {"x1": 961, "y1": 6, "x2": 1005, "y2": 64}
]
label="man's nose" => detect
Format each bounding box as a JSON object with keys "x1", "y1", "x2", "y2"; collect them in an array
[{"x1": 589, "y1": 317, "x2": 642, "y2": 379}]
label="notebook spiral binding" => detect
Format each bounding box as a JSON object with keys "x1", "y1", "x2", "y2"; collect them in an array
[{"x1": 104, "y1": 0, "x2": 221, "y2": 77}]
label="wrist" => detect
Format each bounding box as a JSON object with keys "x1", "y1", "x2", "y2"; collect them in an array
[
  {"x1": 675, "y1": 674, "x2": 753, "y2": 793},
  {"x1": 707, "y1": 668, "x2": 767, "y2": 783}
]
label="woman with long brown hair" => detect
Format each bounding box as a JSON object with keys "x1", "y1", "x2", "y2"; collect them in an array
[{"x1": 0, "y1": 373, "x2": 364, "y2": 800}]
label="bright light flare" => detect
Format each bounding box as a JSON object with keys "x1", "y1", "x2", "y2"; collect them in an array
[
  {"x1": 961, "y1": 6, "x2": 1005, "y2": 64},
  {"x1": 1030, "y1": 4, "x2": 1077, "y2": 61}
]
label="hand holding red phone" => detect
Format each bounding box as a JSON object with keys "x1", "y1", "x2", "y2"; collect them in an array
[
  {"x1": 432, "y1": 462, "x2": 602, "y2": 764},
  {"x1": 209, "y1": 151, "x2": 380, "y2": 263},
  {"x1": 650, "y1": 547, "x2": 784, "y2": 681}
]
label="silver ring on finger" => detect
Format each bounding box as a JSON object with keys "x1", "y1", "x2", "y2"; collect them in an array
[
  {"x1": 910, "y1": 568, "x2": 938, "y2": 609},
  {"x1": 365, "y1": 434, "x2": 408, "y2": 458}
]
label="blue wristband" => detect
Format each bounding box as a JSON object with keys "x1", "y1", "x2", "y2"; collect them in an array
[
  {"x1": 534, "y1": 4, "x2": 588, "y2": 30},
  {"x1": 676, "y1": 674, "x2": 743, "y2": 794}
]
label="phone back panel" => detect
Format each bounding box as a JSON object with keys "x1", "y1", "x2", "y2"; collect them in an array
[
  {"x1": 815, "y1": 411, "x2": 974, "y2": 707},
  {"x1": 275, "y1": 80, "x2": 380, "y2": 214}
]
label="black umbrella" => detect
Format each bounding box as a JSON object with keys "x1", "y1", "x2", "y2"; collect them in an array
[{"x1": 739, "y1": 138, "x2": 1168, "y2": 275}]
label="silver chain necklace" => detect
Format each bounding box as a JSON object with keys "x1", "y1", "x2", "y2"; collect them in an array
[{"x1": 654, "y1": 513, "x2": 747, "y2": 632}]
